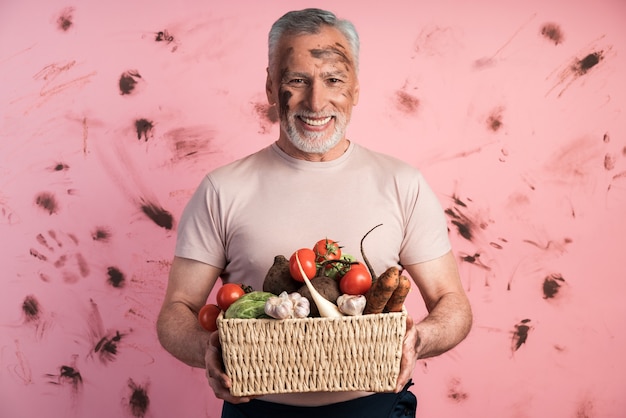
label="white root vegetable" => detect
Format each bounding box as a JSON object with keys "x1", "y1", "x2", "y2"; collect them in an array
[
  {"x1": 337, "y1": 294, "x2": 366, "y2": 316},
  {"x1": 295, "y1": 251, "x2": 344, "y2": 318}
]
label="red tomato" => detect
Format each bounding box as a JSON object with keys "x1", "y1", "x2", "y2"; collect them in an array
[
  {"x1": 216, "y1": 283, "x2": 246, "y2": 311},
  {"x1": 198, "y1": 304, "x2": 220, "y2": 332},
  {"x1": 289, "y1": 248, "x2": 317, "y2": 282},
  {"x1": 340, "y1": 263, "x2": 372, "y2": 295},
  {"x1": 312, "y1": 238, "x2": 342, "y2": 263}
]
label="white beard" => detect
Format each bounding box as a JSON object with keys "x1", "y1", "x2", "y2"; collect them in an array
[{"x1": 282, "y1": 111, "x2": 348, "y2": 154}]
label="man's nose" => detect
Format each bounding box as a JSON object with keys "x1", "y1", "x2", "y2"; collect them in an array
[{"x1": 306, "y1": 81, "x2": 327, "y2": 112}]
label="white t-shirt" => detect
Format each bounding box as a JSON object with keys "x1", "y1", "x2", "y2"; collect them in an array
[{"x1": 175, "y1": 141, "x2": 450, "y2": 288}]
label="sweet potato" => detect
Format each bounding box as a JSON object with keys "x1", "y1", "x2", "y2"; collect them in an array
[
  {"x1": 384, "y1": 274, "x2": 411, "y2": 312},
  {"x1": 363, "y1": 267, "x2": 400, "y2": 314},
  {"x1": 262, "y1": 255, "x2": 301, "y2": 295},
  {"x1": 297, "y1": 276, "x2": 341, "y2": 317}
]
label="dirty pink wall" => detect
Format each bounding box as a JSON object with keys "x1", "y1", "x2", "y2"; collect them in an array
[{"x1": 1, "y1": 1, "x2": 625, "y2": 417}]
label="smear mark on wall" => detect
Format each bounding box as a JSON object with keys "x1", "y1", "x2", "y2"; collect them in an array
[
  {"x1": 511, "y1": 318, "x2": 532, "y2": 354},
  {"x1": 546, "y1": 37, "x2": 613, "y2": 97},
  {"x1": 126, "y1": 379, "x2": 150, "y2": 418},
  {"x1": 119, "y1": 71, "x2": 143, "y2": 96},
  {"x1": 540, "y1": 22, "x2": 565, "y2": 45}
]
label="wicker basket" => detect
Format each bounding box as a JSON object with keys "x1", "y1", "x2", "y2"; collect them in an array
[{"x1": 217, "y1": 310, "x2": 407, "y2": 396}]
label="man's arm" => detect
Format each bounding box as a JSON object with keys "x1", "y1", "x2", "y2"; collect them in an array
[
  {"x1": 156, "y1": 256, "x2": 222, "y2": 368},
  {"x1": 395, "y1": 250, "x2": 472, "y2": 391},
  {"x1": 157, "y1": 256, "x2": 254, "y2": 403}
]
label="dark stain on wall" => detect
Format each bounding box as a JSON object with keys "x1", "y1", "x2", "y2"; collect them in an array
[
  {"x1": 511, "y1": 319, "x2": 532, "y2": 353},
  {"x1": 444, "y1": 195, "x2": 487, "y2": 243},
  {"x1": 155, "y1": 30, "x2": 174, "y2": 43},
  {"x1": 394, "y1": 90, "x2": 420, "y2": 115},
  {"x1": 35, "y1": 192, "x2": 59, "y2": 215},
  {"x1": 140, "y1": 200, "x2": 174, "y2": 230},
  {"x1": 164, "y1": 126, "x2": 215, "y2": 164},
  {"x1": 573, "y1": 51, "x2": 603, "y2": 76},
  {"x1": 540, "y1": 23, "x2": 564, "y2": 45},
  {"x1": 447, "y1": 378, "x2": 469, "y2": 403},
  {"x1": 50, "y1": 162, "x2": 70, "y2": 172},
  {"x1": 460, "y1": 252, "x2": 491, "y2": 271},
  {"x1": 253, "y1": 102, "x2": 279, "y2": 134},
  {"x1": 135, "y1": 119, "x2": 154, "y2": 141},
  {"x1": 543, "y1": 273, "x2": 565, "y2": 299},
  {"x1": 548, "y1": 45, "x2": 611, "y2": 97},
  {"x1": 92, "y1": 226, "x2": 112, "y2": 242},
  {"x1": 22, "y1": 295, "x2": 41, "y2": 322},
  {"x1": 486, "y1": 107, "x2": 504, "y2": 132},
  {"x1": 47, "y1": 364, "x2": 83, "y2": 392},
  {"x1": 127, "y1": 379, "x2": 150, "y2": 417},
  {"x1": 94, "y1": 330, "x2": 124, "y2": 362},
  {"x1": 604, "y1": 153, "x2": 616, "y2": 171},
  {"x1": 119, "y1": 70, "x2": 142, "y2": 95},
  {"x1": 155, "y1": 30, "x2": 178, "y2": 52},
  {"x1": 107, "y1": 266, "x2": 126, "y2": 288},
  {"x1": 57, "y1": 7, "x2": 75, "y2": 32}
]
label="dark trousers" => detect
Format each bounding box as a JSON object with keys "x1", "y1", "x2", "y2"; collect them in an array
[{"x1": 221, "y1": 380, "x2": 417, "y2": 418}]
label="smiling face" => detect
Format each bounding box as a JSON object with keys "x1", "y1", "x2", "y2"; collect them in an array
[{"x1": 266, "y1": 25, "x2": 360, "y2": 161}]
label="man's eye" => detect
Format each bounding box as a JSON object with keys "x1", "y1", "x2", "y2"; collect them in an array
[{"x1": 327, "y1": 78, "x2": 342, "y2": 84}]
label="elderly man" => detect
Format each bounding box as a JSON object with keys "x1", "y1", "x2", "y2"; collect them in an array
[{"x1": 157, "y1": 8, "x2": 472, "y2": 418}]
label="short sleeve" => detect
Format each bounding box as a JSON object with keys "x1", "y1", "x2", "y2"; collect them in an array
[
  {"x1": 399, "y1": 172, "x2": 451, "y2": 265},
  {"x1": 174, "y1": 175, "x2": 227, "y2": 269}
]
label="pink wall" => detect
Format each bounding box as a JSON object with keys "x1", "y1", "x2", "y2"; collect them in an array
[{"x1": 2, "y1": 1, "x2": 625, "y2": 417}]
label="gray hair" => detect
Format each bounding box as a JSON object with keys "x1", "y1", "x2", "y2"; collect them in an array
[{"x1": 268, "y1": 8, "x2": 360, "y2": 74}]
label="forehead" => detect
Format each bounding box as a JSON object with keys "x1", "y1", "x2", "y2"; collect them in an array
[{"x1": 276, "y1": 26, "x2": 355, "y2": 70}]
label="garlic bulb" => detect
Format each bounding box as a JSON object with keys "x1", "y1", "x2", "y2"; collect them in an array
[
  {"x1": 264, "y1": 291, "x2": 310, "y2": 319},
  {"x1": 264, "y1": 292, "x2": 294, "y2": 319},
  {"x1": 337, "y1": 294, "x2": 366, "y2": 316},
  {"x1": 288, "y1": 292, "x2": 310, "y2": 318}
]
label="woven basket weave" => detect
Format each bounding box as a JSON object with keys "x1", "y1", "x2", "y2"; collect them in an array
[{"x1": 217, "y1": 310, "x2": 407, "y2": 396}]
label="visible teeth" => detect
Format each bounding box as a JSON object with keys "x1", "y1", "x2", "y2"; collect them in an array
[{"x1": 301, "y1": 116, "x2": 332, "y2": 126}]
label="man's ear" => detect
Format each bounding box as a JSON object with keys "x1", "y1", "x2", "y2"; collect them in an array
[
  {"x1": 265, "y1": 67, "x2": 275, "y2": 105},
  {"x1": 353, "y1": 79, "x2": 360, "y2": 106}
]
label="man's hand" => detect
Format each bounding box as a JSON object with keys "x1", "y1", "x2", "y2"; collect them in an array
[
  {"x1": 395, "y1": 315, "x2": 419, "y2": 392},
  {"x1": 205, "y1": 331, "x2": 256, "y2": 404}
]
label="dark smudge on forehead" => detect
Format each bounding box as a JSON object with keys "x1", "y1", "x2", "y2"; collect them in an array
[{"x1": 309, "y1": 43, "x2": 353, "y2": 70}]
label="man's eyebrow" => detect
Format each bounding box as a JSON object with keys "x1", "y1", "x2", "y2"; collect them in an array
[
  {"x1": 281, "y1": 70, "x2": 348, "y2": 81},
  {"x1": 281, "y1": 71, "x2": 310, "y2": 80}
]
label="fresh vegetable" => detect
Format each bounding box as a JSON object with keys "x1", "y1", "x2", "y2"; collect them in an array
[
  {"x1": 224, "y1": 291, "x2": 275, "y2": 319},
  {"x1": 297, "y1": 276, "x2": 341, "y2": 317},
  {"x1": 339, "y1": 262, "x2": 372, "y2": 295},
  {"x1": 337, "y1": 294, "x2": 366, "y2": 316},
  {"x1": 264, "y1": 292, "x2": 294, "y2": 319},
  {"x1": 263, "y1": 255, "x2": 301, "y2": 295},
  {"x1": 363, "y1": 266, "x2": 400, "y2": 314},
  {"x1": 198, "y1": 304, "x2": 220, "y2": 332},
  {"x1": 384, "y1": 274, "x2": 411, "y2": 312},
  {"x1": 295, "y1": 251, "x2": 343, "y2": 318},
  {"x1": 289, "y1": 249, "x2": 317, "y2": 282},
  {"x1": 288, "y1": 292, "x2": 311, "y2": 318},
  {"x1": 264, "y1": 291, "x2": 310, "y2": 319},
  {"x1": 313, "y1": 238, "x2": 342, "y2": 263},
  {"x1": 323, "y1": 253, "x2": 356, "y2": 279},
  {"x1": 359, "y1": 223, "x2": 383, "y2": 284},
  {"x1": 216, "y1": 283, "x2": 246, "y2": 311}
]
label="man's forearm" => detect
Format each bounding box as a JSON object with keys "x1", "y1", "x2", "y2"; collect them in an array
[
  {"x1": 157, "y1": 301, "x2": 211, "y2": 368},
  {"x1": 414, "y1": 292, "x2": 472, "y2": 359}
]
